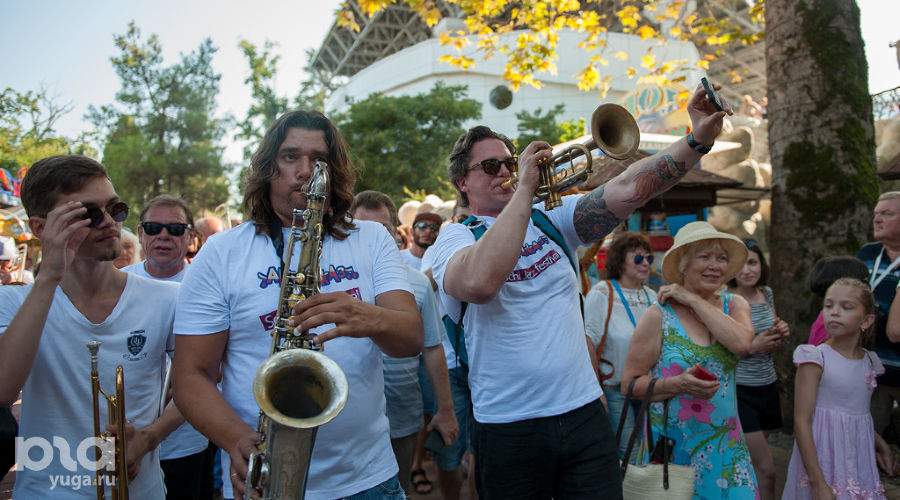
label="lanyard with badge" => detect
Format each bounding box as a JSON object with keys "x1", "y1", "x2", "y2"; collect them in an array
[
  {"x1": 611, "y1": 278, "x2": 651, "y2": 328},
  {"x1": 869, "y1": 247, "x2": 900, "y2": 290}
]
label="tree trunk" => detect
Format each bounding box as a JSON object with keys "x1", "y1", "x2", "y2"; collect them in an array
[{"x1": 765, "y1": 0, "x2": 878, "y2": 430}]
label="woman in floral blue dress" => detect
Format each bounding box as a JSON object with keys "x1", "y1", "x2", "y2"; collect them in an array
[{"x1": 622, "y1": 222, "x2": 760, "y2": 499}]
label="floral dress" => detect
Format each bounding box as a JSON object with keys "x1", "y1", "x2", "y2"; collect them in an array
[{"x1": 639, "y1": 294, "x2": 759, "y2": 499}]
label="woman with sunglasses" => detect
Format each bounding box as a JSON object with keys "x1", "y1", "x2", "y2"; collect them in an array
[
  {"x1": 584, "y1": 231, "x2": 657, "y2": 458},
  {"x1": 726, "y1": 239, "x2": 789, "y2": 500}
]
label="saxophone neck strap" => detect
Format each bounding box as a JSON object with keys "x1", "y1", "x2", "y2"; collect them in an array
[{"x1": 269, "y1": 216, "x2": 286, "y2": 265}]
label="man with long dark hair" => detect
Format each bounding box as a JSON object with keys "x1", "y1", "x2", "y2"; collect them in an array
[{"x1": 172, "y1": 110, "x2": 423, "y2": 500}]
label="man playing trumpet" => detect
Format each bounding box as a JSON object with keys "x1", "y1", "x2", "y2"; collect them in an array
[
  {"x1": 426, "y1": 82, "x2": 732, "y2": 498},
  {"x1": 0, "y1": 155, "x2": 183, "y2": 498}
]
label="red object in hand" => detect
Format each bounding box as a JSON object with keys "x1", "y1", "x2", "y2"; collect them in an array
[{"x1": 694, "y1": 366, "x2": 718, "y2": 381}]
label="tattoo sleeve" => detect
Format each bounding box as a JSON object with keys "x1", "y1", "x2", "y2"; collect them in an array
[
  {"x1": 625, "y1": 154, "x2": 688, "y2": 204},
  {"x1": 573, "y1": 154, "x2": 687, "y2": 242},
  {"x1": 573, "y1": 186, "x2": 622, "y2": 242}
]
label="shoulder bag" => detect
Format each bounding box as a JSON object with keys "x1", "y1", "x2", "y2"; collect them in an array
[{"x1": 616, "y1": 378, "x2": 695, "y2": 500}]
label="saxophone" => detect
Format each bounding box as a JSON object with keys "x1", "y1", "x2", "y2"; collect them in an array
[{"x1": 246, "y1": 160, "x2": 349, "y2": 500}]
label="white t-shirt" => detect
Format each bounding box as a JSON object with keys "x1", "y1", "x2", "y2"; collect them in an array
[
  {"x1": 400, "y1": 248, "x2": 422, "y2": 270},
  {"x1": 428, "y1": 195, "x2": 603, "y2": 423},
  {"x1": 0, "y1": 274, "x2": 178, "y2": 499},
  {"x1": 121, "y1": 261, "x2": 186, "y2": 283},
  {"x1": 584, "y1": 280, "x2": 657, "y2": 386},
  {"x1": 421, "y1": 245, "x2": 462, "y2": 372},
  {"x1": 382, "y1": 266, "x2": 443, "y2": 438},
  {"x1": 174, "y1": 221, "x2": 411, "y2": 500},
  {"x1": 121, "y1": 260, "x2": 208, "y2": 461}
]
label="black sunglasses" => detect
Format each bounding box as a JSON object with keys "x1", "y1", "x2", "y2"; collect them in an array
[
  {"x1": 633, "y1": 254, "x2": 654, "y2": 265},
  {"x1": 82, "y1": 202, "x2": 129, "y2": 228},
  {"x1": 467, "y1": 156, "x2": 518, "y2": 176},
  {"x1": 141, "y1": 221, "x2": 191, "y2": 236},
  {"x1": 414, "y1": 221, "x2": 440, "y2": 231}
]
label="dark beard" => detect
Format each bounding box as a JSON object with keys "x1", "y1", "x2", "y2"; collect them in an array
[{"x1": 414, "y1": 238, "x2": 433, "y2": 249}]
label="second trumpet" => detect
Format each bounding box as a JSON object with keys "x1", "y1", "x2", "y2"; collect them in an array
[{"x1": 501, "y1": 103, "x2": 640, "y2": 210}]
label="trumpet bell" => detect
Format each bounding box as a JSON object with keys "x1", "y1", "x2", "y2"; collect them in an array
[{"x1": 591, "y1": 104, "x2": 641, "y2": 160}]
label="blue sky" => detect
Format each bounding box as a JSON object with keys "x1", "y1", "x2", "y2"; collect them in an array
[{"x1": 1, "y1": 0, "x2": 898, "y2": 163}]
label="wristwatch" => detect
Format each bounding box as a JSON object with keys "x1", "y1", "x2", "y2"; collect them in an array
[{"x1": 686, "y1": 132, "x2": 713, "y2": 154}]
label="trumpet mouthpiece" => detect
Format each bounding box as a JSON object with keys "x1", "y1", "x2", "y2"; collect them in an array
[{"x1": 500, "y1": 178, "x2": 516, "y2": 190}]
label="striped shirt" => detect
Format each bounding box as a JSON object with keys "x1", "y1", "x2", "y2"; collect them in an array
[{"x1": 735, "y1": 286, "x2": 777, "y2": 386}]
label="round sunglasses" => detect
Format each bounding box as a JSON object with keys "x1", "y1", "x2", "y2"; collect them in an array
[
  {"x1": 467, "y1": 156, "x2": 518, "y2": 176},
  {"x1": 633, "y1": 254, "x2": 654, "y2": 265},
  {"x1": 140, "y1": 221, "x2": 192, "y2": 236},
  {"x1": 82, "y1": 202, "x2": 129, "y2": 228}
]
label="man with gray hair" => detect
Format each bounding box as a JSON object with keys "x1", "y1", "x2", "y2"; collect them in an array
[{"x1": 858, "y1": 191, "x2": 900, "y2": 436}]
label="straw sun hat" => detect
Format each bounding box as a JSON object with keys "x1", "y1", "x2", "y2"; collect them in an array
[{"x1": 661, "y1": 221, "x2": 747, "y2": 285}]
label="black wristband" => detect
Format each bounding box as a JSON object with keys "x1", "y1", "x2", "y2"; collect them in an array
[{"x1": 686, "y1": 132, "x2": 713, "y2": 154}]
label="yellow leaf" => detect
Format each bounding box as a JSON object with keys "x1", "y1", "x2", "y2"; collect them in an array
[
  {"x1": 731, "y1": 74, "x2": 743, "y2": 83},
  {"x1": 615, "y1": 51, "x2": 628, "y2": 61},
  {"x1": 637, "y1": 25, "x2": 656, "y2": 40},
  {"x1": 641, "y1": 53, "x2": 656, "y2": 68},
  {"x1": 697, "y1": 60, "x2": 709, "y2": 69},
  {"x1": 626, "y1": 67, "x2": 637, "y2": 78}
]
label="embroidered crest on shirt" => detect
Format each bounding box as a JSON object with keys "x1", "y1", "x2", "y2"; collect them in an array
[{"x1": 123, "y1": 330, "x2": 148, "y2": 361}]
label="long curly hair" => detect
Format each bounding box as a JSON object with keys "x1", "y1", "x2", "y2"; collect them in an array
[{"x1": 243, "y1": 110, "x2": 356, "y2": 240}]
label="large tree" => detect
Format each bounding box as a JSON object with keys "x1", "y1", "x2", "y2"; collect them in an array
[
  {"x1": 340, "y1": 0, "x2": 763, "y2": 94},
  {"x1": 88, "y1": 22, "x2": 230, "y2": 220},
  {"x1": 335, "y1": 82, "x2": 482, "y2": 202},
  {"x1": 0, "y1": 87, "x2": 95, "y2": 175},
  {"x1": 766, "y1": 0, "x2": 877, "y2": 427}
]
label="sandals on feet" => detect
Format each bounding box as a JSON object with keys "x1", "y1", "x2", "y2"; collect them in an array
[{"x1": 410, "y1": 468, "x2": 433, "y2": 495}]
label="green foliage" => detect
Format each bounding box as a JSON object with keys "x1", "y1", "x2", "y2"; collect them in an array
[
  {"x1": 0, "y1": 87, "x2": 95, "y2": 175},
  {"x1": 514, "y1": 104, "x2": 585, "y2": 150},
  {"x1": 88, "y1": 22, "x2": 230, "y2": 222},
  {"x1": 334, "y1": 82, "x2": 482, "y2": 203},
  {"x1": 235, "y1": 40, "x2": 290, "y2": 160}
]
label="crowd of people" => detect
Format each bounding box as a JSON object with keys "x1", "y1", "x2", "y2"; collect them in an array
[{"x1": 0, "y1": 78, "x2": 898, "y2": 500}]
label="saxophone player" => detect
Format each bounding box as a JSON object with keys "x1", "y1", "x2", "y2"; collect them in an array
[
  {"x1": 172, "y1": 110, "x2": 423, "y2": 500},
  {"x1": 0, "y1": 155, "x2": 184, "y2": 498}
]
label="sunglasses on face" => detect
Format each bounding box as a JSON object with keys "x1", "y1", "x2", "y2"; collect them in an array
[
  {"x1": 414, "y1": 221, "x2": 440, "y2": 232},
  {"x1": 633, "y1": 254, "x2": 654, "y2": 265},
  {"x1": 466, "y1": 156, "x2": 518, "y2": 176},
  {"x1": 82, "y1": 202, "x2": 129, "y2": 228},
  {"x1": 141, "y1": 221, "x2": 191, "y2": 236}
]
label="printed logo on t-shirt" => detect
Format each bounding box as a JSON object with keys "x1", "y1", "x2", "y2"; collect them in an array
[
  {"x1": 123, "y1": 330, "x2": 148, "y2": 361},
  {"x1": 321, "y1": 265, "x2": 359, "y2": 286},
  {"x1": 257, "y1": 266, "x2": 281, "y2": 289},
  {"x1": 521, "y1": 235, "x2": 550, "y2": 257},
  {"x1": 258, "y1": 288, "x2": 363, "y2": 331},
  {"x1": 507, "y1": 250, "x2": 561, "y2": 282}
]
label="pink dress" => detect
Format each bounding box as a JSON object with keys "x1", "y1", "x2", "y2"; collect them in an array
[{"x1": 783, "y1": 344, "x2": 886, "y2": 500}]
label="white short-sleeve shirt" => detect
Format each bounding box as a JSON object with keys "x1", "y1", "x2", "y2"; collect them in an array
[
  {"x1": 174, "y1": 221, "x2": 411, "y2": 500},
  {"x1": 0, "y1": 274, "x2": 178, "y2": 499},
  {"x1": 428, "y1": 195, "x2": 603, "y2": 423}
]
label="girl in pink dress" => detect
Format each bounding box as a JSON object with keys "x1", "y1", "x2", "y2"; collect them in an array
[{"x1": 784, "y1": 278, "x2": 891, "y2": 499}]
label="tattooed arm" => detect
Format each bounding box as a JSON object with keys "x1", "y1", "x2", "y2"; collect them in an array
[{"x1": 574, "y1": 82, "x2": 733, "y2": 243}]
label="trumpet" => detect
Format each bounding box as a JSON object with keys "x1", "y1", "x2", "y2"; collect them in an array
[
  {"x1": 501, "y1": 103, "x2": 640, "y2": 210},
  {"x1": 87, "y1": 341, "x2": 129, "y2": 500}
]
